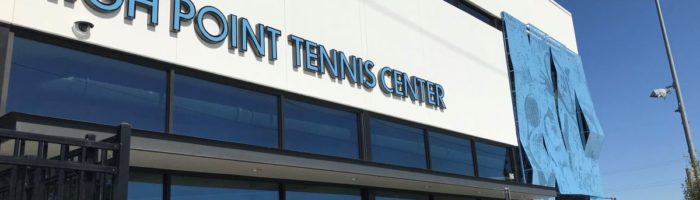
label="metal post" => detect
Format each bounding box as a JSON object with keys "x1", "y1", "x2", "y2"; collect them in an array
[
  {"x1": 504, "y1": 187, "x2": 511, "y2": 200},
  {"x1": 654, "y1": 0, "x2": 699, "y2": 178},
  {"x1": 113, "y1": 123, "x2": 131, "y2": 200}
]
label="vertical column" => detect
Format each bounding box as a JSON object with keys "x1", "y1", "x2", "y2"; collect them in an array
[
  {"x1": 0, "y1": 26, "x2": 14, "y2": 115},
  {"x1": 114, "y1": 123, "x2": 132, "y2": 200}
]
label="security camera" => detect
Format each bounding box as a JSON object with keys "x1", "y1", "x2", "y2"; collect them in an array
[
  {"x1": 74, "y1": 21, "x2": 94, "y2": 33},
  {"x1": 650, "y1": 86, "x2": 674, "y2": 99}
]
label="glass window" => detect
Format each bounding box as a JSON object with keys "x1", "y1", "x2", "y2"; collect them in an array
[
  {"x1": 475, "y1": 142, "x2": 513, "y2": 181},
  {"x1": 7, "y1": 38, "x2": 167, "y2": 132},
  {"x1": 170, "y1": 175, "x2": 278, "y2": 200},
  {"x1": 429, "y1": 132, "x2": 474, "y2": 176},
  {"x1": 369, "y1": 118, "x2": 426, "y2": 169},
  {"x1": 173, "y1": 74, "x2": 278, "y2": 148},
  {"x1": 128, "y1": 172, "x2": 163, "y2": 200},
  {"x1": 374, "y1": 191, "x2": 429, "y2": 200},
  {"x1": 284, "y1": 100, "x2": 359, "y2": 159},
  {"x1": 443, "y1": 0, "x2": 498, "y2": 28},
  {"x1": 286, "y1": 184, "x2": 361, "y2": 200}
]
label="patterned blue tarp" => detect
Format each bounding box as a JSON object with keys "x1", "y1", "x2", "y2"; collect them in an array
[{"x1": 502, "y1": 13, "x2": 604, "y2": 198}]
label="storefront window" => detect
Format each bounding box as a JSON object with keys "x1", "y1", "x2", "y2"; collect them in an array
[
  {"x1": 170, "y1": 175, "x2": 278, "y2": 200},
  {"x1": 128, "y1": 172, "x2": 163, "y2": 200},
  {"x1": 429, "y1": 132, "x2": 474, "y2": 176},
  {"x1": 173, "y1": 74, "x2": 278, "y2": 148},
  {"x1": 8, "y1": 38, "x2": 167, "y2": 132},
  {"x1": 284, "y1": 100, "x2": 359, "y2": 159},
  {"x1": 475, "y1": 142, "x2": 513, "y2": 180},
  {"x1": 286, "y1": 184, "x2": 361, "y2": 200},
  {"x1": 369, "y1": 118, "x2": 427, "y2": 169}
]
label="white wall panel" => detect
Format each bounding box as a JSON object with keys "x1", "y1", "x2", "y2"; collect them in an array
[
  {"x1": 12, "y1": 0, "x2": 177, "y2": 61},
  {"x1": 283, "y1": 0, "x2": 369, "y2": 109},
  {"x1": 2, "y1": 0, "x2": 578, "y2": 146},
  {"x1": 468, "y1": 0, "x2": 578, "y2": 52},
  {"x1": 417, "y1": 0, "x2": 516, "y2": 143},
  {"x1": 0, "y1": 0, "x2": 13, "y2": 24},
  {"x1": 174, "y1": 0, "x2": 287, "y2": 90}
]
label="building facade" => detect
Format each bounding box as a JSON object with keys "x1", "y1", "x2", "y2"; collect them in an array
[{"x1": 0, "y1": 0, "x2": 603, "y2": 199}]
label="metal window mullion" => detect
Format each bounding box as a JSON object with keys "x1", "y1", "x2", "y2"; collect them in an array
[
  {"x1": 165, "y1": 70, "x2": 175, "y2": 133},
  {"x1": 278, "y1": 182, "x2": 285, "y2": 200},
  {"x1": 358, "y1": 111, "x2": 368, "y2": 160},
  {"x1": 471, "y1": 140, "x2": 479, "y2": 177},
  {"x1": 0, "y1": 27, "x2": 14, "y2": 115},
  {"x1": 163, "y1": 174, "x2": 171, "y2": 200},
  {"x1": 423, "y1": 129, "x2": 432, "y2": 170},
  {"x1": 278, "y1": 95, "x2": 285, "y2": 149},
  {"x1": 509, "y1": 147, "x2": 518, "y2": 182},
  {"x1": 361, "y1": 188, "x2": 371, "y2": 200},
  {"x1": 363, "y1": 113, "x2": 373, "y2": 161}
]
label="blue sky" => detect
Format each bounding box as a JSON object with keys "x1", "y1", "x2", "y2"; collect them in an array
[{"x1": 554, "y1": 0, "x2": 700, "y2": 199}]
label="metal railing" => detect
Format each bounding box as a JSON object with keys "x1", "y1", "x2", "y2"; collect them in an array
[{"x1": 0, "y1": 124, "x2": 131, "y2": 200}]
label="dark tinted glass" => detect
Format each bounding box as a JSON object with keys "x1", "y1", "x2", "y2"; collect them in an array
[
  {"x1": 173, "y1": 74, "x2": 278, "y2": 148},
  {"x1": 374, "y1": 191, "x2": 429, "y2": 200},
  {"x1": 369, "y1": 118, "x2": 426, "y2": 169},
  {"x1": 284, "y1": 100, "x2": 359, "y2": 159},
  {"x1": 286, "y1": 184, "x2": 361, "y2": 200},
  {"x1": 429, "y1": 132, "x2": 474, "y2": 176},
  {"x1": 128, "y1": 172, "x2": 163, "y2": 200},
  {"x1": 8, "y1": 38, "x2": 167, "y2": 131},
  {"x1": 443, "y1": 0, "x2": 499, "y2": 29},
  {"x1": 171, "y1": 175, "x2": 278, "y2": 200},
  {"x1": 475, "y1": 143, "x2": 513, "y2": 180}
]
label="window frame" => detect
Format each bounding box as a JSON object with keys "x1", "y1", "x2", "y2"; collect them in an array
[
  {"x1": 473, "y1": 141, "x2": 516, "y2": 181},
  {"x1": 428, "y1": 130, "x2": 476, "y2": 176},
  {"x1": 281, "y1": 97, "x2": 362, "y2": 159},
  {"x1": 7, "y1": 35, "x2": 170, "y2": 132},
  {"x1": 366, "y1": 115, "x2": 429, "y2": 169},
  {"x1": 0, "y1": 25, "x2": 13, "y2": 115},
  {"x1": 170, "y1": 72, "x2": 281, "y2": 148}
]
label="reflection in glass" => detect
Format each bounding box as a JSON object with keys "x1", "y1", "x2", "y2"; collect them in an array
[
  {"x1": 429, "y1": 132, "x2": 474, "y2": 176},
  {"x1": 128, "y1": 172, "x2": 163, "y2": 200},
  {"x1": 286, "y1": 184, "x2": 361, "y2": 200},
  {"x1": 284, "y1": 100, "x2": 358, "y2": 159},
  {"x1": 369, "y1": 118, "x2": 426, "y2": 169},
  {"x1": 8, "y1": 38, "x2": 167, "y2": 131},
  {"x1": 171, "y1": 175, "x2": 278, "y2": 200},
  {"x1": 374, "y1": 191, "x2": 429, "y2": 200},
  {"x1": 173, "y1": 74, "x2": 278, "y2": 148},
  {"x1": 475, "y1": 142, "x2": 513, "y2": 180}
]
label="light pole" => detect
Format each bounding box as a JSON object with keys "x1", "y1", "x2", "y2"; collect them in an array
[{"x1": 650, "y1": 0, "x2": 699, "y2": 178}]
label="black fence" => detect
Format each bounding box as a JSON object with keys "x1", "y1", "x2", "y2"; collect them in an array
[{"x1": 0, "y1": 124, "x2": 131, "y2": 200}]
